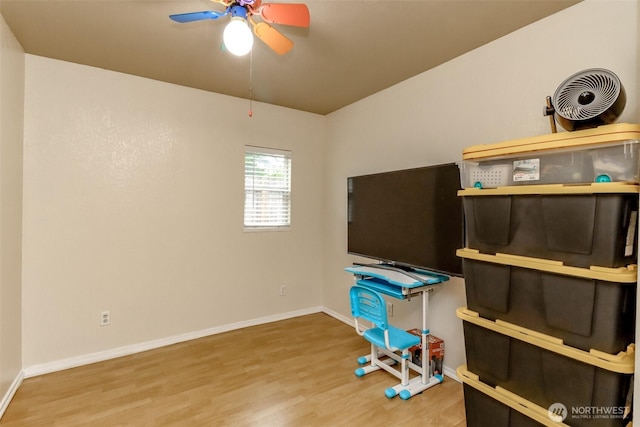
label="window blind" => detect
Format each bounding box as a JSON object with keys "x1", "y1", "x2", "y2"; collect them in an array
[{"x1": 244, "y1": 146, "x2": 292, "y2": 229}]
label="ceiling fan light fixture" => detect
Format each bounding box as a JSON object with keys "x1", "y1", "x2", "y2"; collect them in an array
[{"x1": 223, "y1": 17, "x2": 254, "y2": 56}]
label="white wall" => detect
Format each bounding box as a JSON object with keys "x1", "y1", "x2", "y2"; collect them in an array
[
  {"x1": 0, "y1": 13, "x2": 24, "y2": 410},
  {"x1": 21, "y1": 56, "x2": 326, "y2": 367},
  {"x1": 323, "y1": 0, "x2": 639, "y2": 374}
]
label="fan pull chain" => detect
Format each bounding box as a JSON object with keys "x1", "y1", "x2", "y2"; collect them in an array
[{"x1": 248, "y1": 49, "x2": 254, "y2": 117}]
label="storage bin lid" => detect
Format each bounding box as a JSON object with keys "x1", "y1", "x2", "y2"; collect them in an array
[
  {"x1": 457, "y1": 365, "x2": 571, "y2": 427},
  {"x1": 463, "y1": 123, "x2": 640, "y2": 160},
  {"x1": 457, "y1": 307, "x2": 635, "y2": 373},
  {"x1": 457, "y1": 248, "x2": 637, "y2": 283},
  {"x1": 458, "y1": 182, "x2": 639, "y2": 196}
]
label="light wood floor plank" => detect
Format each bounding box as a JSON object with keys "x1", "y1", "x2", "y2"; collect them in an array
[{"x1": 1, "y1": 313, "x2": 466, "y2": 426}]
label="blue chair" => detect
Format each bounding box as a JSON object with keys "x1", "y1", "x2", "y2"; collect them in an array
[{"x1": 350, "y1": 285, "x2": 421, "y2": 398}]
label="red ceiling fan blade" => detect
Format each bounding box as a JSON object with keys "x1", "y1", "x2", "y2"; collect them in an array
[
  {"x1": 257, "y1": 3, "x2": 310, "y2": 27},
  {"x1": 252, "y1": 22, "x2": 294, "y2": 54}
]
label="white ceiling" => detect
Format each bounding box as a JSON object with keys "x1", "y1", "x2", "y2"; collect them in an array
[{"x1": 0, "y1": 0, "x2": 580, "y2": 115}]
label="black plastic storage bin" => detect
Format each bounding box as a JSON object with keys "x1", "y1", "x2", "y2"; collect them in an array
[
  {"x1": 457, "y1": 308, "x2": 634, "y2": 427},
  {"x1": 459, "y1": 184, "x2": 639, "y2": 269},
  {"x1": 458, "y1": 249, "x2": 636, "y2": 354},
  {"x1": 458, "y1": 366, "x2": 553, "y2": 427},
  {"x1": 463, "y1": 384, "x2": 545, "y2": 427}
]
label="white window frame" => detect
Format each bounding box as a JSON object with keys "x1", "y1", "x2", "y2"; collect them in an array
[{"x1": 244, "y1": 145, "x2": 292, "y2": 232}]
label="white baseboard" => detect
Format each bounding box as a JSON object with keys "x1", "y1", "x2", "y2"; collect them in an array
[
  {"x1": 321, "y1": 306, "x2": 353, "y2": 325},
  {"x1": 321, "y1": 307, "x2": 460, "y2": 383},
  {"x1": 0, "y1": 369, "x2": 24, "y2": 420},
  {"x1": 24, "y1": 306, "x2": 323, "y2": 378},
  {"x1": 443, "y1": 365, "x2": 460, "y2": 382},
  {"x1": 22, "y1": 306, "x2": 461, "y2": 385}
]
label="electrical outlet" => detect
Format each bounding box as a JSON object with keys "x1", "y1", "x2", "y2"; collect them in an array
[
  {"x1": 386, "y1": 302, "x2": 393, "y2": 317},
  {"x1": 100, "y1": 310, "x2": 111, "y2": 326},
  {"x1": 280, "y1": 285, "x2": 286, "y2": 296}
]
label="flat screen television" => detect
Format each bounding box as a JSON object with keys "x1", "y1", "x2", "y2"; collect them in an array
[{"x1": 347, "y1": 163, "x2": 464, "y2": 277}]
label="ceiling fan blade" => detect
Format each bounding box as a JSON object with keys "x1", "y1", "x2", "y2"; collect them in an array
[
  {"x1": 169, "y1": 10, "x2": 227, "y2": 23},
  {"x1": 257, "y1": 3, "x2": 310, "y2": 27},
  {"x1": 252, "y1": 22, "x2": 294, "y2": 55}
]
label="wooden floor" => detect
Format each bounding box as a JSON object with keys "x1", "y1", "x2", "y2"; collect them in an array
[{"x1": 0, "y1": 313, "x2": 466, "y2": 426}]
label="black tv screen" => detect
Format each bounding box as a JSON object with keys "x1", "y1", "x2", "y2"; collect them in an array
[{"x1": 347, "y1": 163, "x2": 464, "y2": 277}]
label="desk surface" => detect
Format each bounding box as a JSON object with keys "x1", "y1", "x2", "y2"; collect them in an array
[{"x1": 345, "y1": 265, "x2": 449, "y2": 288}]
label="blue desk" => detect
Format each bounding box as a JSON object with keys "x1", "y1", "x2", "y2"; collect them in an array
[
  {"x1": 345, "y1": 264, "x2": 449, "y2": 399},
  {"x1": 345, "y1": 264, "x2": 447, "y2": 298}
]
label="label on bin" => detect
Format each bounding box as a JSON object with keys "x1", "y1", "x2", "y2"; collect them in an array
[
  {"x1": 513, "y1": 159, "x2": 540, "y2": 182},
  {"x1": 625, "y1": 210, "x2": 637, "y2": 256}
]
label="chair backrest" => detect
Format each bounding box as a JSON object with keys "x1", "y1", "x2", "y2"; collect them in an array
[{"x1": 350, "y1": 285, "x2": 388, "y2": 330}]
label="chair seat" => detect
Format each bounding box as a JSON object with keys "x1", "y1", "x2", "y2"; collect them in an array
[{"x1": 363, "y1": 325, "x2": 421, "y2": 350}]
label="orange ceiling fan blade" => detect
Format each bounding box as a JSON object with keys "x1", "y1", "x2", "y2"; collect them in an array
[
  {"x1": 252, "y1": 22, "x2": 294, "y2": 55},
  {"x1": 258, "y1": 3, "x2": 310, "y2": 27}
]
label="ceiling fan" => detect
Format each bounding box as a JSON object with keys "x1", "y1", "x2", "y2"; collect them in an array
[{"x1": 169, "y1": 0, "x2": 310, "y2": 56}]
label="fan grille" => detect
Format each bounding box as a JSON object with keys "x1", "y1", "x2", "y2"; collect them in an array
[{"x1": 553, "y1": 69, "x2": 622, "y2": 121}]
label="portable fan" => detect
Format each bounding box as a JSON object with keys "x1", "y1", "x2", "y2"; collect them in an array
[
  {"x1": 544, "y1": 68, "x2": 626, "y2": 132},
  {"x1": 169, "y1": 0, "x2": 309, "y2": 56}
]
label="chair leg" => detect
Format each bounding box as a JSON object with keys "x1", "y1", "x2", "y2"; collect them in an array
[
  {"x1": 357, "y1": 354, "x2": 370, "y2": 365},
  {"x1": 398, "y1": 373, "x2": 444, "y2": 400},
  {"x1": 382, "y1": 349, "x2": 411, "y2": 399},
  {"x1": 355, "y1": 343, "x2": 397, "y2": 377},
  {"x1": 384, "y1": 348, "x2": 443, "y2": 399},
  {"x1": 400, "y1": 349, "x2": 411, "y2": 387}
]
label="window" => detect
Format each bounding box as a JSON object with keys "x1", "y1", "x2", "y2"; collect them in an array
[{"x1": 244, "y1": 146, "x2": 292, "y2": 230}]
